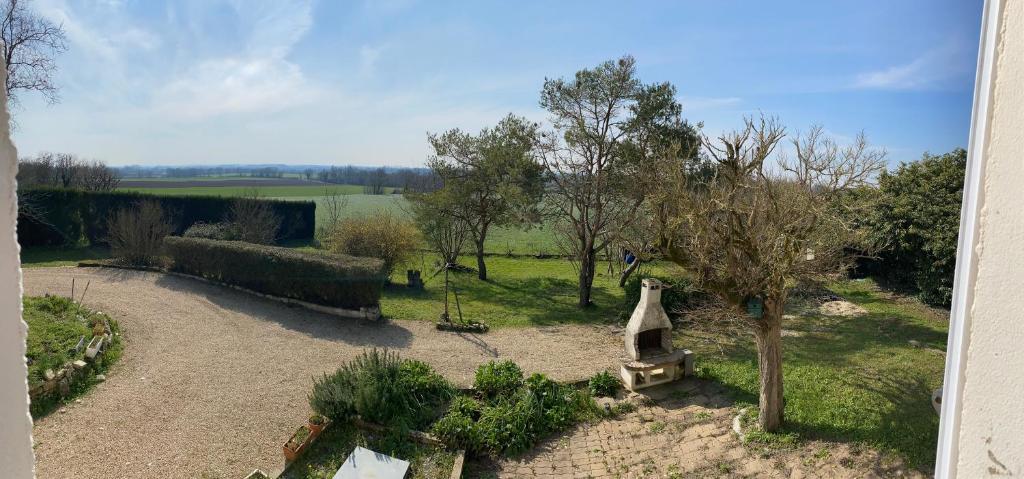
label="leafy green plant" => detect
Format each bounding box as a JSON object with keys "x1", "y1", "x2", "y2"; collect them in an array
[
  {"x1": 588, "y1": 370, "x2": 620, "y2": 397},
  {"x1": 473, "y1": 360, "x2": 523, "y2": 398},
  {"x1": 430, "y1": 407, "x2": 481, "y2": 453},
  {"x1": 308, "y1": 349, "x2": 453, "y2": 430},
  {"x1": 435, "y1": 365, "x2": 599, "y2": 457}
]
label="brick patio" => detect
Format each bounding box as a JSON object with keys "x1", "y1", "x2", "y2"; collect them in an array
[{"x1": 483, "y1": 379, "x2": 928, "y2": 478}]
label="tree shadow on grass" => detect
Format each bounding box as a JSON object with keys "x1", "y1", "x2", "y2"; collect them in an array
[{"x1": 149, "y1": 272, "x2": 415, "y2": 348}]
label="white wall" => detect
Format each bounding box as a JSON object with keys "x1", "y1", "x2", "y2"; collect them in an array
[
  {"x1": 0, "y1": 63, "x2": 36, "y2": 475},
  {"x1": 938, "y1": 0, "x2": 1024, "y2": 476}
]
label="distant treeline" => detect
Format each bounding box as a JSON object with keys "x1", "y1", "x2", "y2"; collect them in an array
[
  {"x1": 316, "y1": 166, "x2": 439, "y2": 194},
  {"x1": 113, "y1": 164, "x2": 441, "y2": 193}
]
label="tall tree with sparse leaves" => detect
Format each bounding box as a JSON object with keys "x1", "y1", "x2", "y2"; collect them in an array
[
  {"x1": 649, "y1": 116, "x2": 886, "y2": 431},
  {"x1": 539, "y1": 55, "x2": 698, "y2": 307}
]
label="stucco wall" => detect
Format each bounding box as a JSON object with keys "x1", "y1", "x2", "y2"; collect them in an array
[
  {"x1": 0, "y1": 66, "x2": 35, "y2": 474},
  {"x1": 952, "y1": 0, "x2": 1024, "y2": 475}
]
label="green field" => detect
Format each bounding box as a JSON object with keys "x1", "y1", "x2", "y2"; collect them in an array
[
  {"x1": 283, "y1": 194, "x2": 560, "y2": 256},
  {"x1": 118, "y1": 184, "x2": 382, "y2": 197},
  {"x1": 118, "y1": 180, "x2": 558, "y2": 255}
]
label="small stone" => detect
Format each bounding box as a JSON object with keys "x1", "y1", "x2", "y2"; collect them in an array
[
  {"x1": 908, "y1": 340, "x2": 922, "y2": 348},
  {"x1": 73, "y1": 360, "x2": 87, "y2": 370},
  {"x1": 75, "y1": 399, "x2": 82, "y2": 404},
  {"x1": 59, "y1": 408, "x2": 67, "y2": 414},
  {"x1": 95, "y1": 374, "x2": 106, "y2": 382},
  {"x1": 44, "y1": 369, "x2": 55, "y2": 381}
]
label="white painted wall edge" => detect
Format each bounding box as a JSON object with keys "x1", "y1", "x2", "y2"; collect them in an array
[
  {"x1": 0, "y1": 59, "x2": 36, "y2": 476},
  {"x1": 934, "y1": 0, "x2": 1004, "y2": 477}
]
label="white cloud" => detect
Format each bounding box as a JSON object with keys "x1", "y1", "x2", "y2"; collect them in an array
[
  {"x1": 853, "y1": 44, "x2": 968, "y2": 90},
  {"x1": 680, "y1": 96, "x2": 742, "y2": 111},
  {"x1": 152, "y1": 0, "x2": 317, "y2": 119},
  {"x1": 153, "y1": 57, "x2": 315, "y2": 119}
]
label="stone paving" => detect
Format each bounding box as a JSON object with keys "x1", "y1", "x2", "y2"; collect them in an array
[{"x1": 484, "y1": 379, "x2": 928, "y2": 478}]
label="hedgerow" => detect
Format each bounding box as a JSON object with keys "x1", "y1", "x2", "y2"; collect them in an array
[
  {"x1": 16, "y1": 188, "x2": 314, "y2": 246},
  {"x1": 164, "y1": 236, "x2": 385, "y2": 309}
]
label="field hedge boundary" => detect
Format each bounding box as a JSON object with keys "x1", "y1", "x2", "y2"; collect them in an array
[
  {"x1": 17, "y1": 188, "x2": 315, "y2": 246},
  {"x1": 164, "y1": 237, "x2": 386, "y2": 310}
]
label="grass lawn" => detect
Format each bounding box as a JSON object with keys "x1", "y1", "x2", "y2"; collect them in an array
[
  {"x1": 279, "y1": 423, "x2": 457, "y2": 479},
  {"x1": 382, "y1": 256, "x2": 676, "y2": 328},
  {"x1": 684, "y1": 278, "x2": 947, "y2": 469},
  {"x1": 20, "y1": 245, "x2": 111, "y2": 267}
]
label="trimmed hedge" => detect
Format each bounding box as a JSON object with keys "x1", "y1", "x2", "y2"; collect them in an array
[
  {"x1": 164, "y1": 237, "x2": 386, "y2": 309},
  {"x1": 17, "y1": 188, "x2": 315, "y2": 247}
]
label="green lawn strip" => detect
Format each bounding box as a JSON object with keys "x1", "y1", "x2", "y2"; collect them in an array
[
  {"x1": 382, "y1": 256, "x2": 678, "y2": 328},
  {"x1": 279, "y1": 423, "x2": 456, "y2": 479},
  {"x1": 20, "y1": 245, "x2": 111, "y2": 268},
  {"x1": 684, "y1": 278, "x2": 946, "y2": 468}
]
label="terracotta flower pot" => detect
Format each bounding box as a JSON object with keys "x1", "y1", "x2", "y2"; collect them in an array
[
  {"x1": 308, "y1": 416, "x2": 326, "y2": 436},
  {"x1": 282, "y1": 425, "x2": 312, "y2": 463}
]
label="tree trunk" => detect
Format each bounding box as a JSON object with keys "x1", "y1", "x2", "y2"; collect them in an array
[
  {"x1": 578, "y1": 246, "x2": 596, "y2": 307},
  {"x1": 753, "y1": 298, "x2": 785, "y2": 432},
  {"x1": 475, "y1": 238, "x2": 487, "y2": 281},
  {"x1": 618, "y1": 258, "x2": 641, "y2": 287}
]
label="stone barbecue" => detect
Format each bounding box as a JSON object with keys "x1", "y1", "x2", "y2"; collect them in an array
[{"x1": 620, "y1": 278, "x2": 693, "y2": 391}]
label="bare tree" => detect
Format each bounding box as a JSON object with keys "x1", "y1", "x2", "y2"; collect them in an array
[
  {"x1": 107, "y1": 200, "x2": 173, "y2": 266},
  {"x1": 649, "y1": 115, "x2": 886, "y2": 431},
  {"x1": 77, "y1": 159, "x2": 119, "y2": 192},
  {"x1": 228, "y1": 189, "x2": 281, "y2": 245},
  {"x1": 1, "y1": 0, "x2": 67, "y2": 107},
  {"x1": 17, "y1": 153, "x2": 119, "y2": 191}
]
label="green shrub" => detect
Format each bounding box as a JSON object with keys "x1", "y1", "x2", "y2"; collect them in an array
[
  {"x1": 308, "y1": 349, "x2": 452, "y2": 430},
  {"x1": 434, "y1": 365, "x2": 599, "y2": 457},
  {"x1": 588, "y1": 370, "x2": 620, "y2": 397},
  {"x1": 621, "y1": 275, "x2": 699, "y2": 320},
  {"x1": 182, "y1": 222, "x2": 238, "y2": 241},
  {"x1": 473, "y1": 360, "x2": 524, "y2": 398},
  {"x1": 16, "y1": 188, "x2": 315, "y2": 247},
  {"x1": 430, "y1": 408, "x2": 481, "y2": 453},
  {"x1": 861, "y1": 148, "x2": 966, "y2": 307},
  {"x1": 164, "y1": 236, "x2": 386, "y2": 309},
  {"x1": 321, "y1": 210, "x2": 420, "y2": 277}
]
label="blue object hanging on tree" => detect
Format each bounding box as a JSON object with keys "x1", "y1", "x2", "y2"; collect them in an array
[{"x1": 746, "y1": 296, "x2": 764, "y2": 319}]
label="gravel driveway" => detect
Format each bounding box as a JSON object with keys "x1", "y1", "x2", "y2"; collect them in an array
[{"x1": 24, "y1": 267, "x2": 621, "y2": 479}]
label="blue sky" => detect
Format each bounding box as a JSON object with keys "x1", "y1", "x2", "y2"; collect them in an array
[{"x1": 14, "y1": 0, "x2": 983, "y2": 168}]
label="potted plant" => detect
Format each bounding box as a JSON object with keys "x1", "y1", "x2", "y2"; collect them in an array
[
  {"x1": 307, "y1": 414, "x2": 327, "y2": 435},
  {"x1": 282, "y1": 425, "x2": 312, "y2": 462}
]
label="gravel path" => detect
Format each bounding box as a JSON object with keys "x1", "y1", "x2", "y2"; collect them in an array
[{"x1": 24, "y1": 267, "x2": 621, "y2": 479}]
